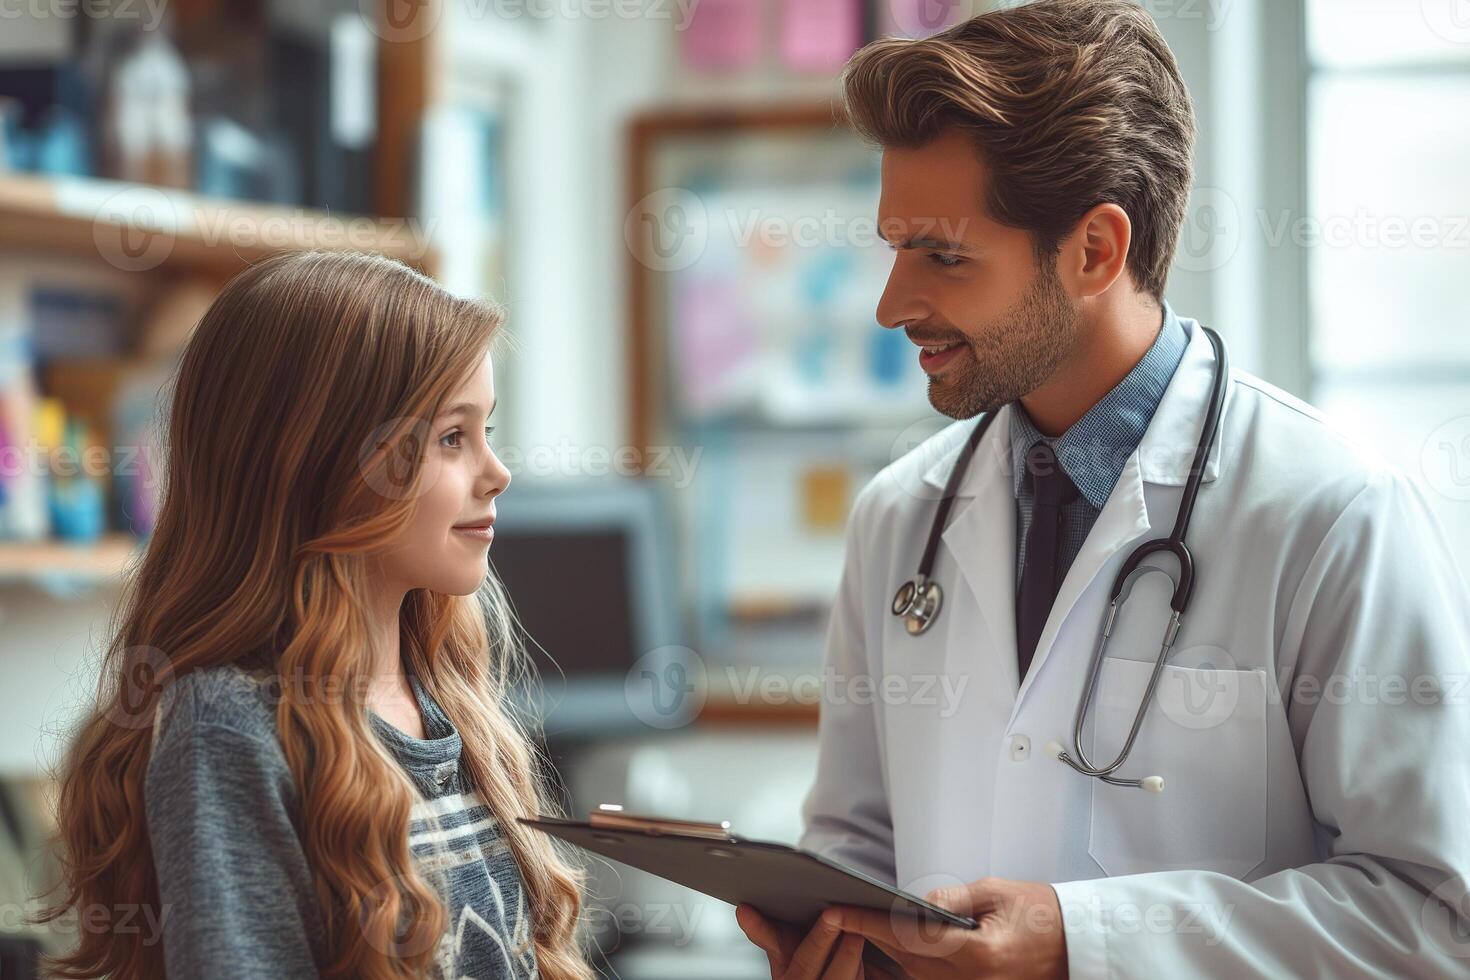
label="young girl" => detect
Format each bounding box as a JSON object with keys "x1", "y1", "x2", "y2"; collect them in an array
[{"x1": 36, "y1": 251, "x2": 594, "y2": 980}]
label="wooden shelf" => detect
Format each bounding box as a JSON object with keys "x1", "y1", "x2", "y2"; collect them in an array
[
  {"x1": 693, "y1": 666, "x2": 824, "y2": 727},
  {"x1": 696, "y1": 697, "x2": 819, "y2": 727},
  {"x1": 0, "y1": 173, "x2": 437, "y2": 279},
  {"x1": 727, "y1": 594, "x2": 831, "y2": 623},
  {"x1": 0, "y1": 533, "x2": 140, "y2": 585}
]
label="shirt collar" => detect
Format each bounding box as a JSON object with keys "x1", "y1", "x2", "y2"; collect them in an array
[{"x1": 1009, "y1": 300, "x2": 1189, "y2": 508}]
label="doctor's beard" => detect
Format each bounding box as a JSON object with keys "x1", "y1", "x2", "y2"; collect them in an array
[{"x1": 923, "y1": 259, "x2": 1082, "y2": 420}]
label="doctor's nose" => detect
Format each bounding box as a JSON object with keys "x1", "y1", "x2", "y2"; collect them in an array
[{"x1": 875, "y1": 265, "x2": 929, "y2": 332}]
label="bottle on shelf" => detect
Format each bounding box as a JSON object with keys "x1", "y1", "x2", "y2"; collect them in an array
[{"x1": 103, "y1": 33, "x2": 193, "y2": 189}]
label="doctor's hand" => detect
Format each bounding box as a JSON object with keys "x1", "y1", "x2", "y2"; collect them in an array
[
  {"x1": 736, "y1": 904, "x2": 897, "y2": 979},
  {"x1": 827, "y1": 877, "x2": 1068, "y2": 980}
]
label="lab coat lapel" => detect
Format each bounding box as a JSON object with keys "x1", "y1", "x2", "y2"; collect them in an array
[{"x1": 925, "y1": 407, "x2": 1021, "y2": 691}]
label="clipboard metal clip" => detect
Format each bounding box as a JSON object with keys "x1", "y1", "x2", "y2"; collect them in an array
[{"x1": 587, "y1": 803, "x2": 734, "y2": 842}]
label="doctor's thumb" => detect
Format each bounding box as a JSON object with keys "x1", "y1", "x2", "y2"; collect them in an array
[
  {"x1": 927, "y1": 877, "x2": 1005, "y2": 917},
  {"x1": 925, "y1": 885, "x2": 974, "y2": 915}
]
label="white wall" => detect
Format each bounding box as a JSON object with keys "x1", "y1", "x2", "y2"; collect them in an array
[{"x1": 0, "y1": 583, "x2": 121, "y2": 778}]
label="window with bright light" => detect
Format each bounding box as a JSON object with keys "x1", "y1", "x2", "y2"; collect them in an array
[{"x1": 1306, "y1": 0, "x2": 1470, "y2": 557}]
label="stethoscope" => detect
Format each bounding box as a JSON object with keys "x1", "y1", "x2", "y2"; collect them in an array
[{"x1": 891, "y1": 326, "x2": 1229, "y2": 794}]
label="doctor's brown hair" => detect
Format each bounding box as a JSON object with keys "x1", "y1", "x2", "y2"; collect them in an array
[
  {"x1": 36, "y1": 251, "x2": 593, "y2": 980},
  {"x1": 843, "y1": 0, "x2": 1196, "y2": 301}
]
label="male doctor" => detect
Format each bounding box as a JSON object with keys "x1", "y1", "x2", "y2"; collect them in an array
[{"x1": 734, "y1": 1, "x2": 1470, "y2": 977}]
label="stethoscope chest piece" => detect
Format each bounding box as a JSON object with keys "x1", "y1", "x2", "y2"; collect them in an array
[{"x1": 892, "y1": 578, "x2": 943, "y2": 635}]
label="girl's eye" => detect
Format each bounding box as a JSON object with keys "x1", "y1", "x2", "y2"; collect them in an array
[
  {"x1": 440, "y1": 427, "x2": 496, "y2": 450},
  {"x1": 928, "y1": 252, "x2": 964, "y2": 268}
]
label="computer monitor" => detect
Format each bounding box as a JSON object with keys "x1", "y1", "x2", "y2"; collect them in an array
[{"x1": 489, "y1": 478, "x2": 687, "y2": 738}]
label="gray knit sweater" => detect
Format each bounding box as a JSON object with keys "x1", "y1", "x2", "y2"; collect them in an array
[{"x1": 143, "y1": 664, "x2": 539, "y2": 979}]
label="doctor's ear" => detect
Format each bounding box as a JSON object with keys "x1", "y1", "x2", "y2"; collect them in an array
[{"x1": 1059, "y1": 202, "x2": 1133, "y2": 299}]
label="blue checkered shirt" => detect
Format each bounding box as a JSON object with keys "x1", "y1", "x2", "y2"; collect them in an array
[{"x1": 1011, "y1": 302, "x2": 1188, "y2": 589}]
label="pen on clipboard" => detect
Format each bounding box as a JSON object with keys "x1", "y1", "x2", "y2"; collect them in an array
[{"x1": 586, "y1": 803, "x2": 735, "y2": 842}]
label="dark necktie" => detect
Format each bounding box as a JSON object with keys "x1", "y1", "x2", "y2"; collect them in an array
[{"x1": 1016, "y1": 441, "x2": 1080, "y2": 683}]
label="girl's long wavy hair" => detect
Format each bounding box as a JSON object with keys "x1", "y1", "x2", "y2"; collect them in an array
[{"x1": 35, "y1": 250, "x2": 594, "y2": 980}]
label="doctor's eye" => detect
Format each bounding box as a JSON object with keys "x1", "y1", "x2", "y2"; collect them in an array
[{"x1": 928, "y1": 252, "x2": 965, "y2": 268}]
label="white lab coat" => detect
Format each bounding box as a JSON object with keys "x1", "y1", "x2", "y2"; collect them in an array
[{"x1": 798, "y1": 315, "x2": 1470, "y2": 976}]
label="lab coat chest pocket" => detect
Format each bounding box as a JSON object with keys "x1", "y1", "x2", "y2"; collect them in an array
[{"x1": 1087, "y1": 656, "x2": 1270, "y2": 879}]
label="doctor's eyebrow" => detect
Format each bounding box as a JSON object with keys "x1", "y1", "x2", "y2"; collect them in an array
[
  {"x1": 876, "y1": 229, "x2": 978, "y2": 254},
  {"x1": 436, "y1": 400, "x2": 497, "y2": 420}
]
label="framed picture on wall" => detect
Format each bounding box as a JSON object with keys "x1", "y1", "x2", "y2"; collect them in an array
[
  {"x1": 626, "y1": 104, "x2": 927, "y2": 447},
  {"x1": 625, "y1": 104, "x2": 933, "y2": 663}
]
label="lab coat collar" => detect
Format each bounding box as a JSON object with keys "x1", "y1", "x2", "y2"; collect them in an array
[{"x1": 919, "y1": 313, "x2": 1230, "y2": 497}]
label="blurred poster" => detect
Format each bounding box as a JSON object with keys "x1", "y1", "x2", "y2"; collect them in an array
[
  {"x1": 779, "y1": 0, "x2": 864, "y2": 73},
  {"x1": 680, "y1": 0, "x2": 764, "y2": 72},
  {"x1": 652, "y1": 134, "x2": 924, "y2": 426}
]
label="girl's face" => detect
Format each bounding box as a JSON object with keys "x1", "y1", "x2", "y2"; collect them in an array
[{"x1": 374, "y1": 352, "x2": 511, "y2": 598}]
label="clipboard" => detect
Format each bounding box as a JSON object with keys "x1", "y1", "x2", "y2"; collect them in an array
[{"x1": 519, "y1": 806, "x2": 979, "y2": 933}]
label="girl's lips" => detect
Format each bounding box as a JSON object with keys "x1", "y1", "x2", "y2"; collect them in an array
[{"x1": 453, "y1": 525, "x2": 494, "y2": 542}]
